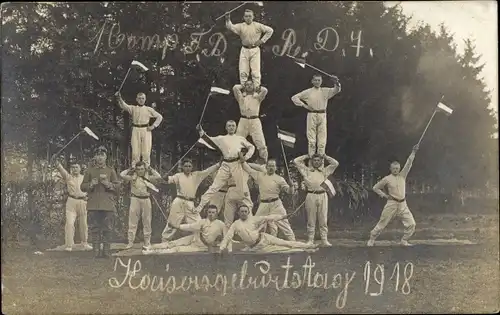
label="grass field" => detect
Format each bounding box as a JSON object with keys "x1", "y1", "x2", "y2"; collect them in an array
[{"x1": 2, "y1": 213, "x2": 499, "y2": 314}]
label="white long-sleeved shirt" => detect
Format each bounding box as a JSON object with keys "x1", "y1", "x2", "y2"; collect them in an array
[
  {"x1": 57, "y1": 163, "x2": 86, "y2": 198},
  {"x1": 291, "y1": 86, "x2": 341, "y2": 111},
  {"x1": 220, "y1": 214, "x2": 284, "y2": 249},
  {"x1": 118, "y1": 99, "x2": 163, "y2": 127},
  {"x1": 233, "y1": 85, "x2": 268, "y2": 117},
  {"x1": 120, "y1": 169, "x2": 162, "y2": 197},
  {"x1": 242, "y1": 163, "x2": 289, "y2": 200},
  {"x1": 226, "y1": 20, "x2": 274, "y2": 47},
  {"x1": 167, "y1": 164, "x2": 220, "y2": 199},
  {"x1": 373, "y1": 152, "x2": 415, "y2": 201},
  {"x1": 179, "y1": 218, "x2": 225, "y2": 245},
  {"x1": 293, "y1": 155, "x2": 339, "y2": 191},
  {"x1": 207, "y1": 134, "x2": 255, "y2": 161}
]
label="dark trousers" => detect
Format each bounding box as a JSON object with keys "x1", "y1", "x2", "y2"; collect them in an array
[{"x1": 88, "y1": 210, "x2": 115, "y2": 243}]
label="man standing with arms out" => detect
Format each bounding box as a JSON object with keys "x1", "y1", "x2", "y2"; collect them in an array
[
  {"x1": 144, "y1": 205, "x2": 225, "y2": 254},
  {"x1": 54, "y1": 159, "x2": 92, "y2": 252},
  {"x1": 120, "y1": 161, "x2": 163, "y2": 250},
  {"x1": 194, "y1": 120, "x2": 255, "y2": 214},
  {"x1": 293, "y1": 153, "x2": 339, "y2": 246},
  {"x1": 115, "y1": 91, "x2": 163, "y2": 168},
  {"x1": 233, "y1": 81, "x2": 269, "y2": 162},
  {"x1": 368, "y1": 145, "x2": 419, "y2": 247},
  {"x1": 220, "y1": 205, "x2": 318, "y2": 253},
  {"x1": 240, "y1": 156, "x2": 296, "y2": 241},
  {"x1": 81, "y1": 146, "x2": 120, "y2": 258},
  {"x1": 225, "y1": 9, "x2": 274, "y2": 90},
  {"x1": 291, "y1": 74, "x2": 341, "y2": 157},
  {"x1": 161, "y1": 159, "x2": 221, "y2": 242}
]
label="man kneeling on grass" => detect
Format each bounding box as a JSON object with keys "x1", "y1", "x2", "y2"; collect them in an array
[
  {"x1": 142, "y1": 205, "x2": 225, "y2": 255},
  {"x1": 219, "y1": 205, "x2": 319, "y2": 254}
]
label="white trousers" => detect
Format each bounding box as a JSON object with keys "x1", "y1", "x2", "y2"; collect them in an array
[
  {"x1": 131, "y1": 126, "x2": 152, "y2": 167},
  {"x1": 306, "y1": 112, "x2": 327, "y2": 157},
  {"x1": 236, "y1": 118, "x2": 268, "y2": 161},
  {"x1": 128, "y1": 197, "x2": 152, "y2": 246},
  {"x1": 255, "y1": 199, "x2": 295, "y2": 240},
  {"x1": 162, "y1": 197, "x2": 201, "y2": 241},
  {"x1": 150, "y1": 235, "x2": 209, "y2": 253},
  {"x1": 239, "y1": 47, "x2": 261, "y2": 88},
  {"x1": 251, "y1": 233, "x2": 313, "y2": 253},
  {"x1": 305, "y1": 192, "x2": 329, "y2": 240},
  {"x1": 65, "y1": 198, "x2": 88, "y2": 247},
  {"x1": 223, "y1": 186, "x2": 253, "y2": 229},
  {"x1": 370, "y1": 201, "x2": 416, "y2": 241},
  {"x1": 210, "y1": 191, "x2": 227, "y2": 214},
  {"x1": 197, "y1": 161, "x2": 247, "y2": 211}
]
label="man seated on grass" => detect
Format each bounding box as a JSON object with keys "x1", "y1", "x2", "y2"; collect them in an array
[
  {"x1": 143, "y1": 205, "x2": 225, "y2": 255},
  {"x1": 219, "y1": 205, "x2": 319, "y2": 254}
]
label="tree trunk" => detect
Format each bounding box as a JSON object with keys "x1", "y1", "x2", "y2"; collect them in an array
[{"x1": 27, "y1": 137, "x2": 35, "y2": 223}]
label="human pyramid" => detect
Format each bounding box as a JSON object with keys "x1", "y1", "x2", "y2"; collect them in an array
[{"x1": 54, "y1": 8, "x2": 420, "y2": 259}]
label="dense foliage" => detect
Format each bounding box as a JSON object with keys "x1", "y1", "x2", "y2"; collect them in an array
[{"x1": 2, "y1": 2, "x2": 498, "y2": 242}]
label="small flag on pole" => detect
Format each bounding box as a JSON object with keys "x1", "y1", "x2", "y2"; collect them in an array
[
  {"x1": 141, "y1": 176, "x2": 160, "y2": 193},
  {"x1": 320, "y1": 178, "x2": 336, "y2": 198},
  {"x1": 83, "y1": 127, "x2": 99, "y2": 140},
  {"x1": 131, "y1": 60, "x2": 149, "y2": 71},
  {"x1": 277, "y1": 129, "x2": 296, "y2": 148},
  {"x1": 210, "y1": 87, "x2": 230, "y2": 95},
  {"x1": 144, "y1": 180, "x2": 159, "y2": 193},
  {"x1": 197, "y1": 138, "x2": 216, "y2": 150},
  {"x1": 437, "y1": 102, "x2": 453, "y2": 116}
]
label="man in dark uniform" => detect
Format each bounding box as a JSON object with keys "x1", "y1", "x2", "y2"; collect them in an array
[{"x1": 81, "y1": 146, "x2": 120, "y2": 258}]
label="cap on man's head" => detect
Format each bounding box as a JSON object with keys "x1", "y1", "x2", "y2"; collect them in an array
[{"x1": 95, "y1": 145, "x2": 108, "y2": 154}]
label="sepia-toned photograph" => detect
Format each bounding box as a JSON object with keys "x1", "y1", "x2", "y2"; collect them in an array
[{"x1": 1, "y1": 1, "x2": 498, "y2": 314}]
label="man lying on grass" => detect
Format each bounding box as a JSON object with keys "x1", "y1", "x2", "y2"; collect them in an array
[
  {"x1": 219, "y1": 205, "x2": 319, "y2": 254},
  {"x1": 142, "y1": 205, "x2": 225, "y2": 255}
]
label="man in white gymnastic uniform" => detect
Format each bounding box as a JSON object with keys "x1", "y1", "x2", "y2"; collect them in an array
[
  {"x1": 161, "y1": 159, "x2": 220, "y2": 242},
  {"x1": 120, "y1": 161, "x2": 163, "y2": 249},
  {"x1": 194, "y1": 120, "x2": 255, "y2": 213},
  {"x1": 144, "y1": 205, "x2": 225, "y2": 255},
  {"x1": 293, "y1": 153, "x2": 339, "y2": 246},
  {"x1": 241, "y1": 157, "x2": 296, "y2": 241},
  {"x1": 233, "y1": 81, "x2": 269, "y2": 162},
  {"x1": 115, "y1": 91, "x2": 163, "y2": 167},
  {"x1": 220, "y1": 205, "x2": 318, "y2": 254},
  {"x1": 54, "y1": 159, "x2": 91, "y2": 251},
  {"x1": 291, "y1": 74, "x2": 341, "y2": 157},
  {"x1": 368, "y1": 145, "x2": 419, "y2": 247},
  {"x1": 225, "y1": 9, "x2": 274, "y2": 89}
]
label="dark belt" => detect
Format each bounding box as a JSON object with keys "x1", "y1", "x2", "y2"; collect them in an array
[
  {"x1": 307, "y1": 190, "x2": 326, "y2": 194},
  {"x1": 132, "y1": 123, "x2": 149, "y2": 128},
  {"x1": 132, "y1": 194, "x2": 150, "y2": 199},
  {"x1": 223, "y1": 157, "x2": 239, "y2": 163},
  {"x1": 391, "y1": 198, "x2": 406, "y2": 203},
  {"x1": 241, "y1": 115, "x2": 259, "y2": 120},
  {"x1": 68, "y1": 195, "x2": 87, "y2": 200},
  {"x1": 260, "y1": 197, "x2": 280, "y2": 203},
  {"x1": 249, "y1": 232, "x2": 263, "y2": 248},
  {"x1": 176, "y1": 195, "x2": 196, "y2": 202},
  {"x1": 308, "y1": 110, "x2": 326, "y2": 114},
  {"x1": 242, "y1": 45, "x2": 258, "y2": 49},
  {"x1": 219, "y1": 184, "x2": 236, "y2": 193}
]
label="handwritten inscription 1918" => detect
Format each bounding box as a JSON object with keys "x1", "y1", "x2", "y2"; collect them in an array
[
  {"x1": 108, "y1": 256, "x2": 413, "y2": 310},
  {"x1": 90, "y1": 20, "x2": 372, "y2": 60}
]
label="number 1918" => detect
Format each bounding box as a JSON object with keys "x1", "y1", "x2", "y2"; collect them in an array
[{"x1": 363, "y1": 261, "x2": 414, "y2": 296}]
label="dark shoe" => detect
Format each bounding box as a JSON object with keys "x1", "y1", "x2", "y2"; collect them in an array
[
  {"x1": 102, "y1": 243, "x2": 111, "y2": 258},
  {"x1": 92, "y1": 242, "x2": 101, "y2": 258}
]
